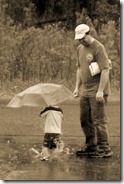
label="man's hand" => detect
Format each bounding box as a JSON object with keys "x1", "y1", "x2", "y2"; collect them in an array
[
  {"x1": 73, "y1": 88, "x2": 79, "y2": 98},
  {"x1": 96, "y1": 91, "x2": 104, "y2": 103}
]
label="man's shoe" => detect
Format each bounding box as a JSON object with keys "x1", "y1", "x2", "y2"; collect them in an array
[
  {"x1": 89, "y1": 149, "x2": 113, "y2": 158},
  {"x1": 103, "y1": 149, "x2": 113, "y2": 158},
  {"x1": 76, "y1": 146, "x2": 96, "y2": 156}
]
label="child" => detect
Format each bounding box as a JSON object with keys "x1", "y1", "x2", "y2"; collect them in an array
[{"x1": 39, "y1": 105, "x2": 64, "y2": 161}]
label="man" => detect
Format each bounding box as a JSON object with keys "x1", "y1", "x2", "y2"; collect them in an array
[{"x1": 73, "y1": 24, "x2": 113, "y2": 158}]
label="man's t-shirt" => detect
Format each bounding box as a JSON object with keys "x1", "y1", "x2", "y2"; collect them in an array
[{"x1": 77, "y1": 39, "x2": 110, "y2": 97}]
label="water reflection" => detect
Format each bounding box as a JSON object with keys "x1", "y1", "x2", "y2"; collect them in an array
[
  {"x1": 0, "y1": 140, "x2": 120, "y2": 180},
  {"x1": 26, "y1": 148, "x2": 120, "y2": 181}
]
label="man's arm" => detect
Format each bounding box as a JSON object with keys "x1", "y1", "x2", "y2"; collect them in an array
[
  {"x1": 96, "y1": 68, "x2": 109, "y2": 102},
  {"x1": 73, "y1": 68, "x2": 82, "y2": 97}
]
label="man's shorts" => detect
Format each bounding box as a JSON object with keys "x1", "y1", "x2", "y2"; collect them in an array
[{"x1": 43, "y1": 133, "x2": 61, "y2": 149}]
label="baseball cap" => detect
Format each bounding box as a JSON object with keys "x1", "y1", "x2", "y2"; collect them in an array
[{"x1": 75, "y1": 24, "x2": 90, "y2": 40}]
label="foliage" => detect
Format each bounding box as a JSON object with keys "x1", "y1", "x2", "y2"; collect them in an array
[
  {"x1": 99, "y1": 20, "x2": 120, "y2": 88},
  {"x1": 0, "y1": 18, "x2": 77, "y2": 89},
  {"x1": 3, "y1": 0, "x2": 37, "y2": 26},
  {"x1": 95, "y1": 0, "x2": 120, "y2": 23},
  {"x1": 0, "y1": 0, "x2": 120, "y2": 94}
]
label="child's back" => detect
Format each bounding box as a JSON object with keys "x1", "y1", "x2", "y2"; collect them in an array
[
  {"x1": 40, "y1": 106, "x2": 64, "y2": 161},
  {"x1": 40, "y1": 106, "x2": 63, "y2": 134}
]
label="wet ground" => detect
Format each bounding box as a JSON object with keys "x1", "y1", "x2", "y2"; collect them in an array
[
  {"x1": 0, "y1": 141, "x2": 120, "y2": 181},
  {"x1": 0, "y1": 99, "x2": 120, "y2": 181}
]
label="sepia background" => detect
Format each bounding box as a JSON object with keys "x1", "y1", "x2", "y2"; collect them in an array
[
  {"x1": 0, "y1": 0, "x2": 120, "y2": 95},
  {"x1": 0, "y1": 0, "x2": 120, "y2": 181}
]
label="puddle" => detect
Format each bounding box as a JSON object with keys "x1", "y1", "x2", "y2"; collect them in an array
[
  {"x1": 0, "y1": 101, "x2": 120, "y2": 180},
  {"x1": 0, "y1": 141, "x2": 120, "y2": 180}
]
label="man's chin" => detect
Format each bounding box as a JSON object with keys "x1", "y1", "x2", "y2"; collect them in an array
[{"x1": 82, "y1": 42, "x2": 90, "y2": 47}]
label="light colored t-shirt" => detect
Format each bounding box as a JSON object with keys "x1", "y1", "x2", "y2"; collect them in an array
[
  {"x1": 77, "y1": 39, "x2": 111, "y2": 97},
  {"x1": 41, "y1": 110, "x2": 63, "y2": 134}
]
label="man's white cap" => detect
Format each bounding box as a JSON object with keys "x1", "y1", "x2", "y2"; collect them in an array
[{"x1": 75, "y1": 24, "x2": 90, "y2": 40}]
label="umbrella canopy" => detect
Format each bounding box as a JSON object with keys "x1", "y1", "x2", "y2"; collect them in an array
[{"x1": 7, "y1": 83, "x2": 73, "y2": 108}]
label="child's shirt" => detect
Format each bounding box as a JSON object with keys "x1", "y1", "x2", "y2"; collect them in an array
[{"x1": 40, "y1": 106, "x2": 63, "y2": 134}]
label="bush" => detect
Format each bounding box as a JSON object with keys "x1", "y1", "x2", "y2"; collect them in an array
[
  {"x1": 0, "y1": 23, "x2": 77, "y2": 88},
  {"x1": 0, "y1": 1, "x2": 120, "y2": 92},
  {"x1": 99, "y1": 20, "x2": 120, "y2": 89}
]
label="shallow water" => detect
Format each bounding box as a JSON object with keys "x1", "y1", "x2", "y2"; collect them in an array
[
  {"x1": 0, "y1": 140, "x2": 120, "y2": 181},
  {"x1": 0, "y1": 99, "x2": 120, "y2": 180}
]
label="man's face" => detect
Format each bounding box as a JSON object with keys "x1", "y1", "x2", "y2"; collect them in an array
[{"x1": 78, "y1": 34, "x2": 90, "y2": 46}]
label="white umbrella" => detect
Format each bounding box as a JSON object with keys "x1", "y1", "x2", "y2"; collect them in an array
[{"x1": 7, "y1": 83, "x2": 73, "y2": 108}]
